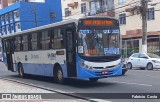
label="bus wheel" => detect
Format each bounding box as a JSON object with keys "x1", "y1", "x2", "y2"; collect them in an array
[
  {"x1": 89, "y1": 78, "x2": 99, "y2": 82},
  {"x1": 18, "y1": 63, "x2": 25, "y2": 78},
  {"x1": 54, "y1": 67, "x2": 64, "y2": 84}
]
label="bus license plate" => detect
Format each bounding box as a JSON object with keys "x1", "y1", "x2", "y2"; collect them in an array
[{"x1": 102, "y1": 71, "x2": 108, "y2": 74}]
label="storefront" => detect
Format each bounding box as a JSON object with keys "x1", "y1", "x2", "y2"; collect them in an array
[{"x1": 122, "y1": 31, "x2": 160, "y2": 58}]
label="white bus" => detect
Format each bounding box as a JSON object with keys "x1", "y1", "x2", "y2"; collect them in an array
[{"x1": 1, "y1": 16, "x2": 122, "y2": 84}]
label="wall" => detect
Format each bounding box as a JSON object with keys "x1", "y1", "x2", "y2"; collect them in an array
[
  {"x1": 61, "y1": 0, "x2": 89, "y2": 20},
  {"x1": 115, "y1": 0, "x2": 160, "y2": 35},
  {"x1": 20, "y1": 0, "x2": 62, "y2": 30}
]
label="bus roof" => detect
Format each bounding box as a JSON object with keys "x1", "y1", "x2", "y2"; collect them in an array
[{"x1": 1, "y1": 16, "x2": 118, "y2": 39}]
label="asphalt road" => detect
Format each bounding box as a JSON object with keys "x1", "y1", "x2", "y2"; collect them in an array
[{"x1": 0, "y1": 62, "x2": 160, "y2": 102}]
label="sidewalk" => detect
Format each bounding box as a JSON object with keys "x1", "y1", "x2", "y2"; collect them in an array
[
  {"x1": 0, "y1": 79, "x2": 87, "y2": 102},
  {"x1": 0, "y1": 79, "x2": 53, "y2": 93},
  {"x1": 0, "y1": 62, "x2": 87, "y2": 102}
]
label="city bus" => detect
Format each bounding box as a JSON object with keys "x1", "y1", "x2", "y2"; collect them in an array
[{"x1": 1, "y1": 16, "x2": 122, "y2": 84}]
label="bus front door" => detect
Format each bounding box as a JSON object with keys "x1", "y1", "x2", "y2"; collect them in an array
[
  {"x1": 66, "y1": 28, "x2": 76, "y2": 77},
  {"x1": 5, "y1": 39, "x2": 14, "y2": 72}
]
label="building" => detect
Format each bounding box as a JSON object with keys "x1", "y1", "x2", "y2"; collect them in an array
[
  {"x1": 0, "y1": 0, "x2": 32, "y2": 9},
  {"x1": 114, "y1": 0, "x2": 160, "y2": 57},
  {"x1": 61, "y1": 0, "x2": 115, "y2": 20},
  {"x1": 61, "y1": 0, "x2": 89, "y2": 20},
  {"x1": 0, "y1": 0, "x2": 62, "y2": 36}
]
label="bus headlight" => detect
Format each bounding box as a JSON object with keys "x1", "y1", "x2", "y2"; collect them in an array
[{"x1": 79, "y1": 61, "x2": 93, "y2": 70}]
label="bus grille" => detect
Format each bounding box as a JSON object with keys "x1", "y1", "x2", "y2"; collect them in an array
[{"x1": 93, "y1": 65, "x2": 116, "y2": 69}]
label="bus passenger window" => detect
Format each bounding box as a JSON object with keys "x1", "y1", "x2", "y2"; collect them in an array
[
  {"x1": 31, "y1": 33, "x2": 38, "y2": 50},
  {"x1": 22, "y1": 35, "x2": 28, "y2": 51},
  {"x1": 41, "y1": 30, "x2": 50, "y2": 50},
  {"x1": 15, "y1": 36, "x2": 21, "y2": 52},
  {"x1": 28, "y1": 34, "x2": 32, "y2": 51},
  {"x1": 50, "y1": 38, "x2": 54, "y2": 49},
  {"x1": 50, "y1": 28, "x2": 64, "y2": 49}
]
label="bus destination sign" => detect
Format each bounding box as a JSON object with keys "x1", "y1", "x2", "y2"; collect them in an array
[{"x1": 83, "y1": 19, "x2": 113, "y2": 26}]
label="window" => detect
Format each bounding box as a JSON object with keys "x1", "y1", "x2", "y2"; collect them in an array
[
  {"x1": 7, "y1": 26, "x2": 10, "y2": 32},
  {"x1": 16, "y1": 23, "x2": 21, "y2": 29},
  {"x1": 9, "y1": 12, "x2": 13, "y2": 20},
  {"x1": 90, "y1": 1, "x2": 100, "y2": 15},
  {"x1": 119, "y1": 0, "x2": 126, "y2": 4},
  {"x1": 132, "y1": 54, "x2": 139, "y2": 58},
  {"x1": 5, "y1": 14, "x2": 8, "y2": 21},
  {"x1": 119, "y1": 13, "x2": 126, "y2": 24},
  {"x1": 31, "y1": 33, "x2": 38, "y2": 50},
  {"x1": 22, "y1": 35, "x2": 28, "y2": 51},
  {"x1": 11, "y1": 24, "x2": 14, "y2": 31},
  {"x1": 50, "y1": 28, "x2": 64, "y2": 49},
  {"x1": 139, "y1": 54, "x2": 148, "y2": 59},
  {"x1": 41, "y1": 30, "x2": 50, "y2": 50},
  {"x1": 2, "y1": 26, "x2": 5, "y2": 34},
  {"x1": 14, "y1": 10, "x2": 20, "y2": 18},
  {"x1": 15, "y1": 36, "x2": 22, "y2": 51},
  {"x1": 81, "y1": 3, "x2": 86, "y2": 13},
  {"x1": 148, "y1": 8, "x2": 154, "y2": 20},
  {"x1": 65, "y1": 8, "x2": 71, "y2": 17},
  {"x1": 1, "y1": 15, "x2": 4, "y2": 21}
]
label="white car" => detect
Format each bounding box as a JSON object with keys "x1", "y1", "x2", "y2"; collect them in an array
[{"x1": 127, "y1": 53, "x2": 160, "y2": 70}]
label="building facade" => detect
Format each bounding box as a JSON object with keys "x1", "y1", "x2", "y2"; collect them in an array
[
  {"x1": 61, "y1": 0, "x2": 115, "y2": 20},
  {"x1": 61, "y1": 0, "x2": 89, "y2": 20},
  {"x1": 0, "y1": 0, "x2": 62, "y2": 36},
  {"x1": 115, "y1": 0, "x2": 160, "y2": 57}
]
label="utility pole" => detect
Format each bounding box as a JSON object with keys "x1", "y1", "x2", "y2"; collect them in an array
[
  {"x1": 33, "y1": 3, "x2": 38, "y2": 27},
  {"x1": 141, "y1": 0, "x2": 148, "y2": 53}
]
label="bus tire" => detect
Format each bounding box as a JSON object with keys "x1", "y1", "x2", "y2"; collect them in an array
[
  {"x1": 89, "y1": 78, "x2": 99, "y2": 82},
  {"x1": 54, "y1": 65, "x2": 64, "y2": 84},
  {"x1": 18, "y1": 63, "x2": 25, "y2": 78}
]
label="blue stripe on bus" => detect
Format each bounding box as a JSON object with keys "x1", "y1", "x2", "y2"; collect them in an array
[{"x1": 15, "y1": 63, "x2": 68, "y2": 78}]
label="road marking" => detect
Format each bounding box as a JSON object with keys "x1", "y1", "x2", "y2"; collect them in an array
[
  {"x1": 90, "y1": 99, "x2": 112, "y2": 102},
  {"x1": 145, "y1": 75, "x2": 160, "y2": 78},
  {"x1": 113, "y1": 81, "x2": 152, "y2": 87},
  {"x1": 130, "y1": 74, "x2": 160, "y2": 78}
]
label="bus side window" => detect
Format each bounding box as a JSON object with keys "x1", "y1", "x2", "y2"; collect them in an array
[
  {"x1": 22, "y1": 35, "x2": 28, "y2": 51},
  {"x1": 38, "y1": 32, "x2": 42, "y2": 50},
  {"x1": 28, "y1": 34, "x2": 32, "y2": 51},
  {"x1": 50, "y1": 28, "x2": 64, "y2": 49},
  {"x1": 31, "y1": 33, "x2": 38, "y2": 51},
  {"x1": 55, "y1": 28, "x2": 64, "y2": 49},
  {"x1": 41, "y1": 30, "x2": 50, "y2": 50},
  {"x1": 15, "y1": 36, "x2": 21, "y2": 52},
  {"x1": 50, "y1": 29, "x2": 55, "y2": 49}
]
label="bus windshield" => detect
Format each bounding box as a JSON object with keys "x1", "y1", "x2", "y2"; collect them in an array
[{"x1": 78, "y1": 27, "x2": 120, "y2": 57}]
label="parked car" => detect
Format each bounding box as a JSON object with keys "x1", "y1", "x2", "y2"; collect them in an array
[
  {"x1": 122, "y1": 58, "x2": 128, "y2": 75},
  {"x1": 127, "y1": 53, "x2": 160, "y2": 70}
]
